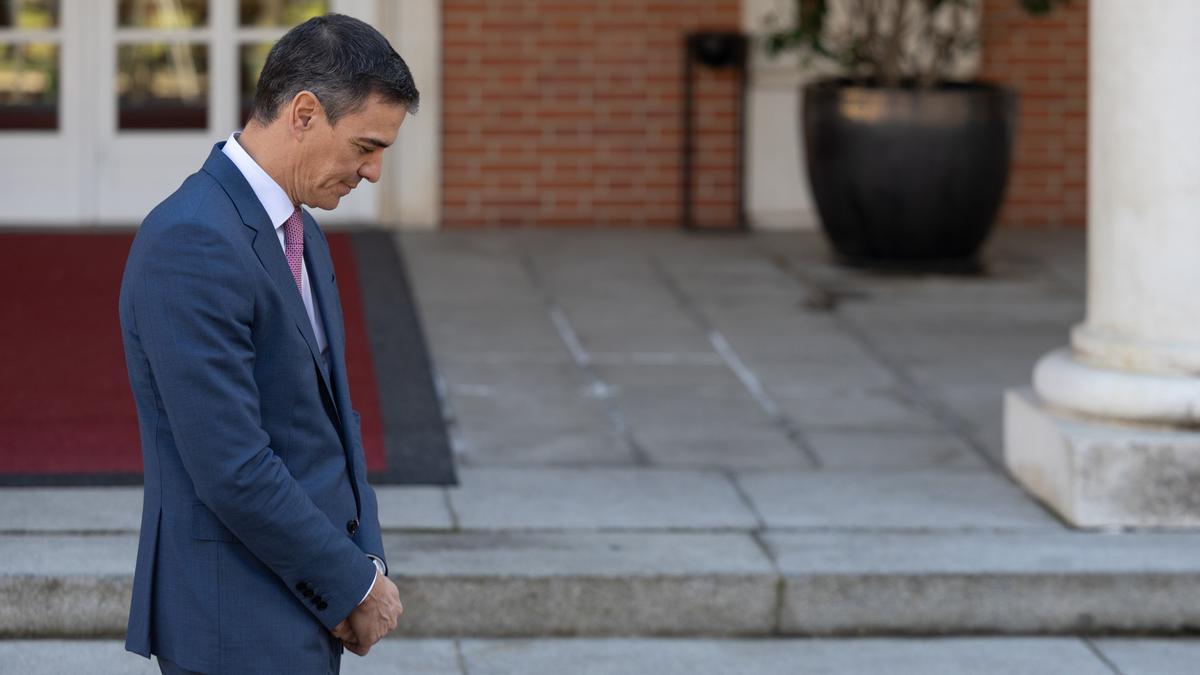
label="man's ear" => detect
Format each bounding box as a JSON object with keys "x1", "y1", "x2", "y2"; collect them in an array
[{"x1": 289, "y1": 90, "x2": 322, "y2": 138}]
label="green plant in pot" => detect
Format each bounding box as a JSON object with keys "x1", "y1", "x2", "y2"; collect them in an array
[{"x1": 765, "y1": 0, "x2": 1068, "y2": 271}]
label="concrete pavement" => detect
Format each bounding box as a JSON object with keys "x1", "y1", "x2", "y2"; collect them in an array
[{"x1": 5, "y1": 228, "x2": 1200, "y2": 670}]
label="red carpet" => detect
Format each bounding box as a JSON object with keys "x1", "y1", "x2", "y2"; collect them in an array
[{"x1": 0, "y1": 232, "x2": 386, "y2": 482}]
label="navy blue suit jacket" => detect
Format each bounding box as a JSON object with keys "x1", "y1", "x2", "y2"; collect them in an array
[{"x1": 119, "y1": 144, "x2": 385, "y2": 673}]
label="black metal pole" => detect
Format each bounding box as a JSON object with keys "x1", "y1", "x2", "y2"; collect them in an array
[
  {"x1": 681, "y1": 32, "x2": 748, "y2": 232},
  {"x1": 735, "y1": 36, "x2": 748, "y2": 232},
  {"x1": 682, "y1": 34, "x2": 695, "y2": 231}
]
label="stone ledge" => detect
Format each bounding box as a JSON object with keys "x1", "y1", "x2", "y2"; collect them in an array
[
  {"x1": 8, "y1": 530, "x2": 1200, "y2": 638},
  {"x1": 769, "y1": 530, "x2": 1200, "y2": 634}
]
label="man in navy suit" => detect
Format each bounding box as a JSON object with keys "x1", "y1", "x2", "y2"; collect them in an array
[{"x1": 119, "y1": 14, "x2": 418, "y2": 674}]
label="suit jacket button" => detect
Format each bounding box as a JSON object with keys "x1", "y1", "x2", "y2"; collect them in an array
[
  {"x1": 303, "y1": 588, "x2": 314, "y2": 598},
  {"x1": 295, "y1": 582, "x2": 308, "y2": 592},
  {"x1": 316, "y1": 600, "x2": 328, "y2": 611},
  {"x1": 347, "y1": 519, "x2": 359, "y2": 535}
]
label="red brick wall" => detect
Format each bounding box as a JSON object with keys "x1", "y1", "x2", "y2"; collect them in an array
[
  {"x1": 442, "y1": 0, "x2": 741, "y2": 227},
  {"x1": 980, "y1": 0, "x2": 1088, "y2": 228}
]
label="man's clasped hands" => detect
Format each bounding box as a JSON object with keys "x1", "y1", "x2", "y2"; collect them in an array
[{"x1": 331, "y1": 569, "x2": 404, "y2": 655}]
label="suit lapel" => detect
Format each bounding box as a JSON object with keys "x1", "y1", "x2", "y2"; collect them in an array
[
  {"x1": 200, "y1": 144, "x2": 337, "y2": 405},
  {"x1": 302, "y1": 214, "x2": 364, "y2": 512},
  {"x1": 302, "y1": 213, "x2": 345, "y2": 432}
]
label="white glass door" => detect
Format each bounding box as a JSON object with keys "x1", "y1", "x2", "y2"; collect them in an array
[
  {"x1": 0, "y1": 0, "x2": 380, "y2": 225},
  {"x1": 93, "y1": 0, "x2": 224, "y2": 223}
]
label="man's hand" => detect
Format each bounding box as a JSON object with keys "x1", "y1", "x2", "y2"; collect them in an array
[{"x1": 331, "y1": 569, "x2": 402, "y2": 656}]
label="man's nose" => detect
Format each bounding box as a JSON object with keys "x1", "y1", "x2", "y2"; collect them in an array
[{"x1": 359, "y1": 157, "x2": 382, "y2": 184}]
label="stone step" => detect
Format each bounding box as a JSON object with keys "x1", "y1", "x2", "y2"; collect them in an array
[
  {"x1": 4, "y1": 529, "x2": 1200, "y2": 638},
  {"x1": 6, "y1": 637, "x2": 1190, "y2": 675}
]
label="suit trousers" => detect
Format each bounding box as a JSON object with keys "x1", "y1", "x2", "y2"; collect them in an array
[
  {"x1": 158, "y1": 657, "x2": 205, "y2": 674},
  {"x1": 157, "y1": 643, "x2": 342, "y2": 675}
]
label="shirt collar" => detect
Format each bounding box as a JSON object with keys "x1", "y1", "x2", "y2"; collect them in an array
[{"x1": 221, "y1": 132, "x2": 296, "y2": 230}]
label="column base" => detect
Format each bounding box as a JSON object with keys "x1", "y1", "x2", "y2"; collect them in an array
[{"x1": 1005, "y1": 388, "x2": 1200, "y2": 528}]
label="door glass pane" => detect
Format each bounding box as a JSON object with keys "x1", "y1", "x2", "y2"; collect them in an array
[
  {"x1": 117, "y1": 43, "x2": 208, "y2": 130},
  {"x1": 0, "y1": 0, "x2": 59, "y2": 29},
  {"x1": 238, "y1": 41, "x2": 271, "y2": 125},
  {"x1": 0, "y1": 42, "x2": 57, "y2": 129},
  {"x1": 118, "y1": 0, "x2": 207, "y2": 29},
  {"x1": 239, "y1": 0, "x2": 326, "y2": 27}
]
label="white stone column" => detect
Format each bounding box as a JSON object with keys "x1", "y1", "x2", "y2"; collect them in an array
[{"x1": 1005, "y1": 0, "x2": 1200, "y2": 527}]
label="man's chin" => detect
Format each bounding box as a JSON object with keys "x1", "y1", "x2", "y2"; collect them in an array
[{"x1": 310, "y1": 196, "x2": 340, "y2": 211}]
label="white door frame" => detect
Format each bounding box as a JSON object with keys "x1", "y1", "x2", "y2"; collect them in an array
[{"x1": 0, "y1": 0, "x2": 89, "y2": 225}]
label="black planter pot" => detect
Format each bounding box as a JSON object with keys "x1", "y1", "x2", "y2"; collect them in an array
[{"x1": 802, "y1": 80, "x2": 1017, "y2": 270}]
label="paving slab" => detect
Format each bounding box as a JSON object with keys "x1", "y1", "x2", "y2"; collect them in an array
[
  {"x1": 0, "y1": 639, "x2": 463, "y2": 675},
  {"x1": 635, "y1": 427, "x2": 813, "y2": 470},
  {"x1": 459, "y1": 638, "x2": 1112, "y2": 675},
  {"x1": 771, "y1": 390, "x2": 944, "y2": 432},
  {"x1": 0, "y1": 640, "x2": 159, "y2": 675},
  {"x1": 835, "y1": 273, "x2": 1068, "y2": 304},
  {"x1": 560, "y1": 301, "x2": 715, "y2": 356},
  {"x1": 448, "y1": 388, "x2": 613, "y2": 434},
  {"x1": 719, "y1": 325, "x2": 874, "y2": 363},
  {"x1": 905, "y1": 357, "x2": 1055, "y2": 389},
  {"x1": 419, "y1": 301, "x2": 570, "y2": 362},
  {"x1": 343, "y1": 640, "x2": 464, "y2": 675},
  {"x1": 0, "y1": 486, "x2": 451, "y2": 534},
  {"x1": 408, "y1": 273, "x2": 537, "y2": 304},
  {"x1": 748, "y1": 359, "x2": 899, "y2": 395},
  {"x1": 542, "y1": 269, "x2": 677, "y2": 303},
  {"x1": 1093, "y1": 639, "x2": 1200, "y2": 675},
  {"x1": 690, "y1": 293, "x2": 817, "y2": 315},
  {"x1": 1, "y1": 534, "x2": 137, "y2": 575},
  {"x1": 386, "y1": 532, "x2": 776, "y2": 636},
  {"x1": 448, "y1": 385, "x2": 625, "y2": 465},
  {"x1": 696, "y1": 303, "x2": 841, "y2": 328},
  {"x1": 842, "y1": 296, "x2": 1082, "y2": 330},
  {"x1": 868, "y1": 332, "x2": 1067, "y2": 364},
  {"x1": 375, "y1": 486, "x2": 455, "y2": 530},
  {"x1": 805, "y1": 430, "x2": 985, "y2": 469},
  {"x1": 668, "y1": 275, "x2": 808, "y2": 301},
  {"x1": 454, "y1": 426, "x2": 634, "y2": 466},
  {"x1": 447, "y1": 468, "x2": 759, "y2": 530},
  {"x1": 927, "y1": 384, "x2": 1009, "y2": 462},
  {"x1": 399, "y1": 240, "x2": 533, "y2": 303},
  {"x1": 594, "y1": 362, "x2": 747, "y2": 391},
  {"x1": 737, "y1": 469, "x2": 1060, "y2": 530},
  {"x1": 0, "y1": 488, "x2": 142, "y2": 533},
  {"x1": 436, "y1": 361, "x2": 591, "y2": 390},
  {"x1": 616, "y1": 390, "x2": 772, "y2": 430},
  {"x1": 766, "y1": 530, "x2": 1200, "y2": 634}
]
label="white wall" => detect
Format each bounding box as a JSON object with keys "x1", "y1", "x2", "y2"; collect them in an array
[
  {"x1": 741, "y1": 0, "x2": 821, "y2": 231},
  {"x1": 380, "y1": 0, "x2": 440, "y2": 230}
]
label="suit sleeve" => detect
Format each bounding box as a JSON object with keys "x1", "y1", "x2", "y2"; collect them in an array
[
  {"x1": 349, "y1": 409, "x2": 387, "y2": 574},
  {"x1": 133, "y1": 220, "x2": 376, "y2": 629}
]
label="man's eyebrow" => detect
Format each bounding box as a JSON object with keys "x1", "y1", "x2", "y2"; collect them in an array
[{"x1": 355, "y1": 137, "x2": 391, "y2": 149}]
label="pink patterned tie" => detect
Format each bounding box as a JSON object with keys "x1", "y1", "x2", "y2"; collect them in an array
[{"x1": 284, "y1": 208, "x2": 304, "y2": 292}]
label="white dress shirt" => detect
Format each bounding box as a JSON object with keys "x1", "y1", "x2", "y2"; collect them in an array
[
  {"x1": 222, "y1": 133, "x2": 328, "y2": 363},
  {"x1": 221, "y1": 133, "x2": 383, "y2": 605}
]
